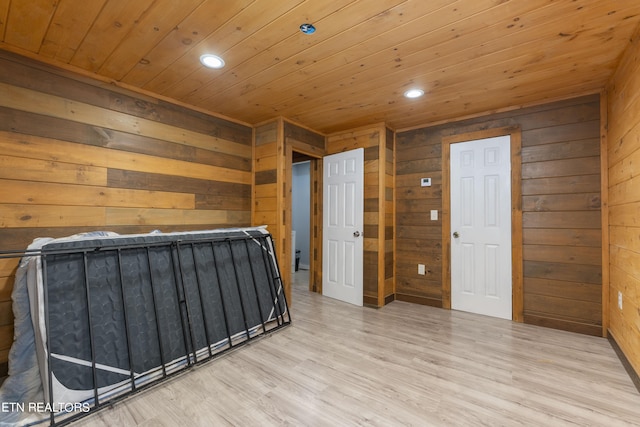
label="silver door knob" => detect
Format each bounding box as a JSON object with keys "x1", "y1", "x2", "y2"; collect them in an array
[
  {"x1": 453, "y1": 231, "x2": 459, "y2": 238},
  {"x1": 353, "y1": 231, "x2": 361, "y2": 237}
]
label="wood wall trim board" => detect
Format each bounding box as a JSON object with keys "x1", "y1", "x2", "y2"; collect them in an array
[
  {"x1": 395, "y1": 293, "x2": 443, "y2": 308},
  {"x1": 600, "y1": 90, "x2": 610, "y2": 338},
  {"x1": 363, "y1": 296, "x2": 378, "y2": 307},
  {"x1": 523, "y1": 314, "x2": 602, "y2": 337},
  {"x1": 511, "y1": 130, "x2": 524, "y2": 323},
  {"x1": 378, "y1": 125, "x2": 387, "y2": 307},
  {"x1": 395, "y1": 277, "x2": 443, "y2": 298},
  {"x1": 311, "y1": 158, "x2": 323, "y2": 294},
  {"x1": 384, "y1": 293, "x2": 395, "y2": 305},
  {"x1": 282, "y1": 119, "x2": 292, "y2": 305},
  {"x1": 288, "y1": 139, "x2": 325, "y2": 158},
  {"x1": 441, "y1": 126, "x2": 524, "y2": 321},
  {"x1": 607, "y1": 331, "x2": 640, "y2": 394}
]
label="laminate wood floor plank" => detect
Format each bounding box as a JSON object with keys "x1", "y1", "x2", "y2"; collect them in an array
[{"x1": 73, "y1": 271, "x2": 640, "y2": 426}]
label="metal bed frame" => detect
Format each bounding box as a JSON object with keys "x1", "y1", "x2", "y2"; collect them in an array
[{"x1": 0, "y1": 231, "x2": 291, "y2": 426}]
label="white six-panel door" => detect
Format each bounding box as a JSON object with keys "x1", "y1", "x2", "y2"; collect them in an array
[
  {"x1": 450, "y1": 136, "x2": 512, "y2": 319},
  {"x1": 323, "y1": 148, "x2": 364, "y2": 306}
]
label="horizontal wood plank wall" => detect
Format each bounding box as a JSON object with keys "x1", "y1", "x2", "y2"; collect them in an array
[
  {"x1": 0, "y1": 52, "x2": 253, "y2": 378},
  {"x1": 327, "y1": 125, "x2": 386, "y2": 307},
  {"x1": 283, "y1": 120, "x2": 326, "y2": 297},
  {"x1": 606, "y1": 28, "x2": 640, "y2": 378},
  {"x1": 396, "y1": 95, "x2": 602, "y2": 335},
  {"x1": 253, "y1": 119, "x2": 285, "y2": 298}
]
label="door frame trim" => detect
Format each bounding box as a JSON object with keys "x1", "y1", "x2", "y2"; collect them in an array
[
  {"x1": 442, "y1": 126, "x2": 523, "y2": 322},
  {"x1": 287, "y1": 147, "x2": 323, "y2": 295}
]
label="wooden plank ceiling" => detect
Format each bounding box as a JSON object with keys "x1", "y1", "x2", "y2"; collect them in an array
[{"x1": 0, "y1": 0, "x2": 639, "y2": 133}]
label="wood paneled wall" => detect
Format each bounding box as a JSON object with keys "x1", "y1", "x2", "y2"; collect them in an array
[
  {"x1": 396, "y1": 95, "x2": 602, "y2": 335},
  {"x1": 253, "y1": 118, "x2": 326, "y2": 304},
  {"x1": 327, "y1": 124, "x2": 394, "y2": 306},
  {"x1": 284, "y1": 120, "x2": 325, "y2": 295},
  {"x1": 253, "y1": 119, "x2": 285, "y2": 297},
  {"x1": 607, "y1": 28, "x2": 640, "y2": 377},
  {"x1": 0, "y1": 52, "x2": 253, "y2": 377}
]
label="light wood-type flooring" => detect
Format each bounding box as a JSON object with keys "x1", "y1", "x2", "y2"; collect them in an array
[{"x1": 74, "y1": 270, "x2": 640, "y2": 426}]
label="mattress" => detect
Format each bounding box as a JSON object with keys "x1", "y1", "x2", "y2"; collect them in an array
[{"x1": 0, "y1": 227, "x2": 290, "y2": 426}]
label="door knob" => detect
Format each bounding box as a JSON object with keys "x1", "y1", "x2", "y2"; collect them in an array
[
  {"x1": 453, "y1": 231, "x2": 459, "y2": 238},
  {"x1": 353, "y1": 231, "x2": 361, "y2": 237}
]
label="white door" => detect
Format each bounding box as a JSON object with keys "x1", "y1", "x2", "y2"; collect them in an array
[
  {"x1": 323, "y1": 148, "x2": 364, "y2": 306},
  {"x1": 450, "y1": 136, "x2": 512, "y2": 319}
]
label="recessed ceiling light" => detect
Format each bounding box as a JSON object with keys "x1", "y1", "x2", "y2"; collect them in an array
[
  {"x1": 404, "y1": 89, "x2": 424, "y2": 99},
  {"x1": 200, "y1": 54, "x2": 225, "y2": 69}
]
